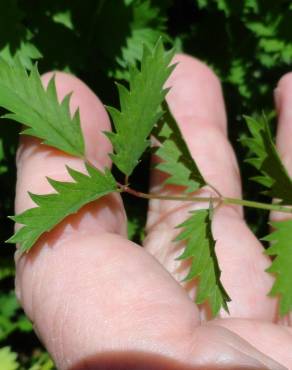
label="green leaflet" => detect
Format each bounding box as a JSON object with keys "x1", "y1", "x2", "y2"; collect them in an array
[
  {"x1": 175, "y1": 209, "x2": 230, "y2": 316},
  {"x1": 0, "y1": 58, "x2": 84, "y2": 157},
  {"x1": 8, "y1": 164, "x2": 117, "y2": 252},
  {"x1": 242, "y1": 114, "x2": 292, "y2": 204},
  {"x1": 153, "y1": 102, "x2": 206, "y2": 192},
  {"x1": 106, "y1": 39, "x2": 175, "y2": 177},
  {"x1": 263, "y1": 219, "x2": 292, "y2": 315}
]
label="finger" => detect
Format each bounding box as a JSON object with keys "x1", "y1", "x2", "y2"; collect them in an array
[
  {"x1": 144, "y1": 54, "x2": 276, "y2": 320},
  {"x1": 14, "y1": 73, "x2": 203, "y2": 370},
  {"x1": 211, "y1": 318, "x2": 292, "y2": 369},
  {"x1": 274, "y1": 73, "x2": 292, "y2": 178},
  {"x1": 15, "y1": 70, "x2": 127, "y2": 308},
  {"x1": 67, "y1": 312, "x2": 287, "y2": 370},
  {"x1": 271, "y1": 73, "x2": 292, "y2": 324},
  {"x1": 273, "y1": 72, "x2": 292, "y2": 222}
]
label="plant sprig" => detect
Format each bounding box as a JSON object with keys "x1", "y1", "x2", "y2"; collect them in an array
[{"x1": 2, "y1": 40, "x2": 292, "y2": 315}]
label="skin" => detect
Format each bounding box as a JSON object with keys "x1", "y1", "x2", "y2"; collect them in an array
[{"x1": 13, "y1": 54, "x2": 292, "y2": 369}]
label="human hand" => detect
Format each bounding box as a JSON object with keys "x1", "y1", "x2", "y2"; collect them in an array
[{"x1": 14, "y1": 54, "x2": 292, "y2": 369}]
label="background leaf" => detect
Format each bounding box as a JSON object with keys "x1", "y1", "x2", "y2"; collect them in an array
[
  {"x1": 27, "y1": 352, "x2": 55, "y2": 370},
  {"x1": 112, "y1": 0, "x2": 170, "y2": 79},
  {"x1": 0, "y1": 347, "x2": 19, "y2": 370},
  {"x1": 0, "y1": 291, "x2": 32, "y2": 341},
  {"x1": 0, "y1": 0, "x2": 42, "y2": 69}
]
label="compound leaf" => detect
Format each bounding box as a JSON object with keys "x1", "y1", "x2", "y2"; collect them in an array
[
  {"x1": 8, "y1": 164, "x2": 117, "y2": 252},
  {"x1": 0, "y1": 58, "x2": 84, "y2": 157},
  {"x1": 175, "y1": 208, "x2": 230, "y2": 316},
  {"x1": 153, "y1": 102, "x2": 206, "y2": 192},
  {"x1": 264, "y1": 219, "x2": 292, "y2": 315},
  {"x1": 106, "y1": 39, "x2": 175, "y2": 176},
  {"x1": 242, "y1": 114, "x2": 292, "y2": 204}
]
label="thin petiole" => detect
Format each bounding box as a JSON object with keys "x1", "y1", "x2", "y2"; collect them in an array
[
  {"x1": 223, "y1": 197, "x2": 292, "y2": 214},
  {"x1": 119, "y1": 184, "x2": 215, "y2": 202},
  {"x1": 118, "y1": 184, "x2": 292, "y2": 214}
]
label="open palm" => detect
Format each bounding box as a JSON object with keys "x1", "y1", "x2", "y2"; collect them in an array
[{"x1": 14, "y1": 54, "x2": 292, "y2": 369}]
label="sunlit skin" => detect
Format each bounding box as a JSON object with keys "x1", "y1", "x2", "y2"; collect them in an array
[{"x1": 14, "y1": 54, "x2": 292, "y2": 369}]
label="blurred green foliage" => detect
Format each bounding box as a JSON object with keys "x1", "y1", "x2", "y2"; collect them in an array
[{"x1": 0, "y1": 0, "x2": 292, "y2": 367}]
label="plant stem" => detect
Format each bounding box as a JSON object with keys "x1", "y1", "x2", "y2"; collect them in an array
[
  {"x1": 84, "y1": 159, "x2": 292, "y2": 215},
  {"x1": 223, "y1": 197, "x2": 292, "y2": 214},
  {"x1": 121, "y1": 185, "x2": 217, "y2": 202},
  {"x1": 207, "y1": 182, "x2": 222, "y2": 197},
  {"x1": 119, "y1": 185, "x2": 292, "y2": 214}
]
